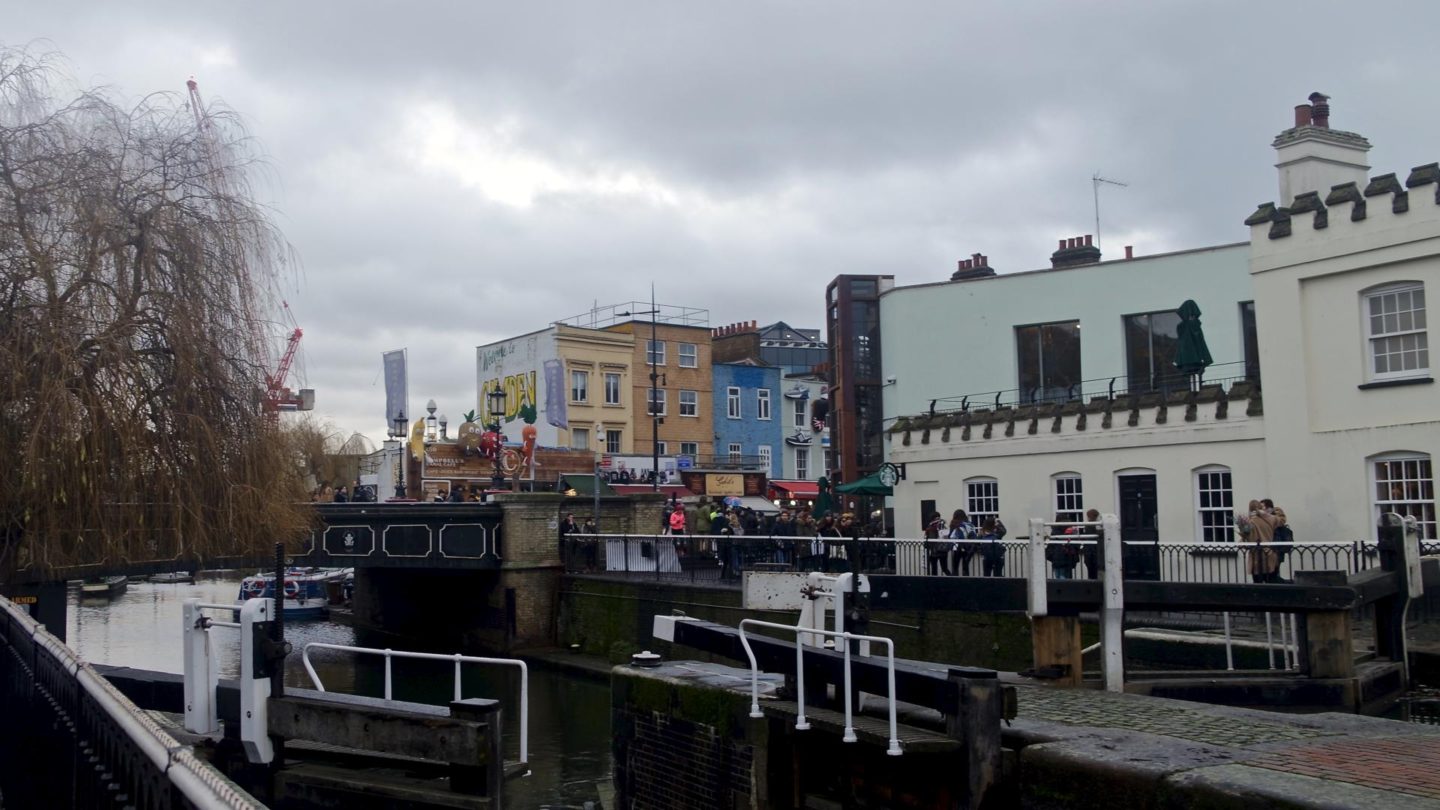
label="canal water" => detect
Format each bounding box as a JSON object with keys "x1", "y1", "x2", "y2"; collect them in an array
[{"x1": 67, "y1": 573, "x2": 613, "y2": 809}]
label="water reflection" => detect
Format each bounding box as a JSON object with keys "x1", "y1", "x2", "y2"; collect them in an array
[{"x1": 66, "y1": 573, "x2": 613, "y2": 808}]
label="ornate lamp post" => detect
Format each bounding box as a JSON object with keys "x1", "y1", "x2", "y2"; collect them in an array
[
  {"x1": 391, "y1": 410, "x2": 407, "y2": 499},
  {"x1": 487, "y1": 388, "x2": 506, "y2": 493}
]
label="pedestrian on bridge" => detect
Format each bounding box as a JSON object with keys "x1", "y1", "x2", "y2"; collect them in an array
[
  {"x1": 979, "y1": 517, "x2": 1005, "y2": 577},
  {"x1": 1237, "y1": 499, "x2": 1282, "y2": 583},
  {"x1": 925, "y1": 512, "x2": 949, "y2": 576}
]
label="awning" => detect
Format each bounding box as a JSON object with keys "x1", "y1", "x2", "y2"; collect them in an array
[
  {"x1": 770, "y1": 480, "x2": 820, "y2": 498},
  {"x1": 733, "y1": 496, "x2": 780, "y2": 515},
  {"x1": 611, "y1": 484, "x2": 694, "y2": 499},
  {"x1": 559, "y1": 474, "x2": 614, "y2": 496}
]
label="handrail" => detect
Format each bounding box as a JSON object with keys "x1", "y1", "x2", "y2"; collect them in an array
[
  {"x1": 301, "y1": 641, "x2": 529, "y2": 767},
  {"x1": 737, "y1": 618, "x2": 901, "y2": 756}
]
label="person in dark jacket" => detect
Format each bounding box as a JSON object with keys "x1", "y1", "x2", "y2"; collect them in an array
[
  {"x1": 979, "y1": 517, "x2": 1005, "y2": 577},
  {"x1": 924, "y1": 512, "x2": 948, "y2": 576}
]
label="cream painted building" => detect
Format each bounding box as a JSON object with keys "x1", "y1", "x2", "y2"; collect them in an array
[
  {"x1": 476, "y1": 324, "x2": 636, "y2": 454},
  {"x1": 884, "y1": 96, "x2": 1438, "y2": 547}
]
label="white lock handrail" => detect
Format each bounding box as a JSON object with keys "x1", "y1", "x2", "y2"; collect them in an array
[
  {"x1": 737, "y1": 618, "x2": 902, "y2": 756},
  {"x1": 301, "y1": 641, "x2": 529, "y2": 767}
]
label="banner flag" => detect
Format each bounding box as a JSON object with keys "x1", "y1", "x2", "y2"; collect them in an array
[
  {"x1": 383, "y1": 349, "x2": 408, "y2": 426},
  {"x1": 543, "y1": 359, "x2": 567, "y2": 429}
]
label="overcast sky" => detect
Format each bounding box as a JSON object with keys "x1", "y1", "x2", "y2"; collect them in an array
[{"x1": 9, "y1": 2, "x2": 1439, "y2": 445}]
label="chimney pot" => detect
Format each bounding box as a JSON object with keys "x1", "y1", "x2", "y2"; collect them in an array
[
  {"x1": 1309, "y1": 92, "x2": 1330, "y2": 128},
  {"x1": 1058, "y1": 239, "x2": 1066, "y2": 250},
  {"x1": 980, "y1": 254, "x2": 988, "y2": 266},
  {"x1": 1084, "y1": 234, "x2": 1093, "y2": 247},
  {"x1": 1125, "y1": 245, "x2": 1134, "y2": 260},
  {"x1": 1294, "y1": 104, "x2": 1313, "y2": 128}
]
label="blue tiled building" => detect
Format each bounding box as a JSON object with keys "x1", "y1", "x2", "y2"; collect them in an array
[{"x1": 712, "y1": 361, "x2": 783, "y2": 479}]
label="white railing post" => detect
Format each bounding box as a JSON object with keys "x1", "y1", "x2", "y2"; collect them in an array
[
  {"x1": 1264, "y1": 613, "x2": 1275, "y2": 669},
  {"x1": 384, "y1": 649, "x2": 393, "y2": 701},
  {"x1": 1222, "y1": 612, "x2": 1235, "y2": 671},
  {"x1": 794, "y1": 625, "x2": 810, "y2": 730},
  {"x1": 1027, "y1": 518, "x2": 1047, "y2": 617},
  {"x1": 1101, "y1": 513, "x2": 1124, "y2": 692},
  {"x1": 237, "y1": 597, "x2": 274, "y2": 764},
  {"x1": 841, "y1": 633, "x2": 856, "y2": 743},
  {"x1": 181, "y1": 598, "x2": 218, "y2": 734},
  {"x1": 454, "y1": 654, "x2": 464, "y2": 703}
]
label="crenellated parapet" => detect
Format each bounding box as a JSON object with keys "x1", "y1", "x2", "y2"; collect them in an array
[
  {"x1": 1246, "y1": 161, "x2": 1440, "y2": 239},
  {"x1": 888, "y1": 381, "x2": 1261, "y2": 454}
]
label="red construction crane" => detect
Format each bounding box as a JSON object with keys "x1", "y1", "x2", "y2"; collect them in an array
[{"x1": 262, "y1": 303, "x2": 314, "y2": 424}]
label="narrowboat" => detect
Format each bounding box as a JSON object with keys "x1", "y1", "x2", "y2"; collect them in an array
[{"x1": 236, "y1": 567, "x2": 351, "y2": 618}]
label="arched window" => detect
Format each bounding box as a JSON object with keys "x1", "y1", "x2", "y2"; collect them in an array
[
  {"x1": 1371, "y1": 452, "x2": 1435, "y2": 539},
  {"x1": 1052, "y1": 473, "x2": 1083, "y2": 523},
  {"x1": 1193, "y1": 465, "x2": 1234, "y2": 543},
  {"x1": 1362, "y1": 282, "x2": 1428, "y2": 382}
]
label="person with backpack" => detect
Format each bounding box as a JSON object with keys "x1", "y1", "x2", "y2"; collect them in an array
[
  {"x1": 979, "y1": 517, "x2": 1006, "y2": 577},
  {"x1": 1236, "y1": 499, "x2": 1281, "y2": 583},
  {"x1": 1263, "y1": 499, "x2": 1291, "y2": 583},
  {"x1": 1047, "y1": 514, "x2": 1082, "y2": 579},
  {"x1": 947, "y1": 509, "x2": 976, "y2": 576},
  {"x1": 924, "y1": 512, "x2": 948, "y2": 576}
]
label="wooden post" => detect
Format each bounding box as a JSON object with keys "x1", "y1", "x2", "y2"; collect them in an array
[
  {"x1": 1031, "y1": 616, "x2": 1083, "y2": 686},
  {"x1": 944, "y1": 669, "x2": 1002, "y2": 810},
  {"x1": 1304, "y1": 611, "x2": 1355, "y2": 680}
]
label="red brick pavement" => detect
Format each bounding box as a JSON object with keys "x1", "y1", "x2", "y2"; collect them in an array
[{"x1": 1248, "y1": 736, "x2": 1440, "y2": 800}]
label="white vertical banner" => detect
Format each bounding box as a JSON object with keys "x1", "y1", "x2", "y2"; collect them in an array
[{"x1": 383, "y1": 349, "x2": 408, "y2": 424}]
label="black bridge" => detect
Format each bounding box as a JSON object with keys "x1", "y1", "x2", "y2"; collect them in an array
[{"x1": 298, "y1": 502, "x2": 504, "y2": 570}]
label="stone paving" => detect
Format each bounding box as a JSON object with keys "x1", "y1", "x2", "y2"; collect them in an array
[
  {"x1": 1247, "y1": 736, "x2": 1440, "y2": 801},
  {"x1": 1013, "y1": 683, "x2": 1343, "y2": 748}
]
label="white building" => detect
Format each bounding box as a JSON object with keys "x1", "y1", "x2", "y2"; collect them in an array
[{"x1": 884, "y1": 96, "x2": 1438, "y2": 548}]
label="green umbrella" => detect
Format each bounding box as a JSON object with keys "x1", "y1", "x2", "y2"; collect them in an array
[
  {"x1": 834, "y1": 472, "x2": 893, "y2": 496},
  {"x1": 812, "y1": 476, "x2": 834, "y2": 519},
  {"x1": 1173, "y1": 299, "x2": 1214, "y2": 376}
]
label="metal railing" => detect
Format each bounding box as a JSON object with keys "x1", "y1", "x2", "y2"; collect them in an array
[
  {"x1": 737, "y1": 618, "x2": 901, "y2": 756},
  {"x1": 301, "y1": 642, "x2": 530, "y2": 766},
  {"x1": 918, "y1": 359, "x2": 1257, "y2": 414},
  {"x1": 565, "y1": 532, "x2": 1400, "y2": 586},
  {"x1": 1, "y1": 595, "x2": 262, "y2": 810}
]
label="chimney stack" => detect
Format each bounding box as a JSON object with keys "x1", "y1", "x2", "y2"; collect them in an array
[
  {"x1": 1124, "y1": 245, "x2": 1134, "y2": 260},
  {"x1": 1273, "y1": 92, "x2": 1368, "y2": 204},
  {"x1": 1050, "y1": 234, "x2": 1102, "y2": 269},
  {"x1": 951, "y1": 251, "x2": 996, "y2": 281}
]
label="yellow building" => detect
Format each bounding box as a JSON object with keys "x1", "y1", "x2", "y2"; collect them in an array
[
  {"x1": 554, "y1": 324, "x2": 636, "y2": 454},
  {"x1": 602, "y1": 318, "x2": 715, "y2": 460}
]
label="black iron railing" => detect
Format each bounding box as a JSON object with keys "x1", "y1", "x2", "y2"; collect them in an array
[
  {"x1": 0, "y1": 597, "x2": 259, "y2": 809},
  {"x1": 562, "y1": 533, "x2": 1424, "y2": 586}
]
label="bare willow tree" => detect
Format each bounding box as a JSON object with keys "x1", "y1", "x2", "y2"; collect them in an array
[{"x1": 0, "y1": 48, "x2": 312, "y2": 577}]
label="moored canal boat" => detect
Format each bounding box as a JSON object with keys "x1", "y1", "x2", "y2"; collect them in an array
[{"x1": 237, "y1": 567, "x2": 351, "y2": 618}]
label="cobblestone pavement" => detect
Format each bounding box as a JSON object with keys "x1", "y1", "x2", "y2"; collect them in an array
[
  {"x1": 1247, "y1": 736, "x2": 1440, "y2": 800},
  {"x1": 1013, "y1": 684, "x2": 1343, "y2": 748}
]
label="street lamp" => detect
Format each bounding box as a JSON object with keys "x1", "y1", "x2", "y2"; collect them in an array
[
  {"x1": 487, "y1": 387, "x2": 506, "y2": 493},
  {"x1": 425, "y1": 398, "x2": 438, "y2": 441},
  {"x1": 619, "y1": 293, "x2": 662, "y2": 492},
  {"x1": 392, "y1": 410, "x2": 407, "y2": 498},
  {"x1": 438, "y1": 413, "x2": 448, "y2": 441}
]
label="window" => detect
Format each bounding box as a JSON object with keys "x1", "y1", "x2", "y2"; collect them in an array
[
  {"x1": 1365, "y1": 283, "x2": 1428, "y2": 381},
  {"x1": 646, "y1": 340, "x2": 666, "y2": 367},
  {"x1": 570, "y1": 427, "x2": 590, "y2": 451},
  {"x1": 966, "y1": 478, "x2": 999, "y2": 526},
  {"x1": 647, "y1": 388, "x2": 666, "y2": 416},
  {"x1": 1053, "y1": 475, "x2": 1083, "y2": 523},
  {"x1": 1124, "y1": 311, "x2": 1181, "y2": 393},
  {"x1": 679, "y1": 389, "x2": 698, "y2": 417},
  {"x1": 679, "y1": 343, "x2": 698, "y2": 368},
  {"x1": 793, "y1": 398, "x2": 807, "y2": 428},
  {"x1": 1016, "y1": 320, "x2": 1081, "y2": 404},
  {"x1": 680, "y1": 441, "x2": 698, "y2": 457},
  {"x1": 1194, "y1": 466, "x2": 1234, "y2": 543},
  {"x1": 570, "y1": 370, "x2": 589, "y2": 403},
  {"x1": 726, "y1": 386, "x2": 741, "y2": 419},
  {"x1": 1240, "y1": 301, "x2": 1261, "y2": 382},
  {"x1": 795, "y1": 446, "x2": 809, "y2": 479},
  {"x1": 758, "y1": 445, "x2": 772, "y2": 471},
  {"x1": 655, "y1": 441, "x2": 668, "y2": 455},
  {"x1": 728, "y1": 443, "x2": 742, "y2": 463},
  {"x1": 604, "y1": 372, "x2": 622, "y2": 405},
  {"x1": 757, "y1": 389, "x2": 772, "y2": 420},
  {"x1": 606, "y1": 429, "x2": 622, "y2": 454},
  {"x1": 1374, "y1": 454, "x2": 1435, "y2": 539}
]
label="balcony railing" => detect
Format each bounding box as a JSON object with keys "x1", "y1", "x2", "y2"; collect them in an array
[
  {"x1": 922, "y1": 360, "x2": 1258, "y2": 414},
  {"x1": 682, "y1": 454, "x2": 770, "y2": 471}
]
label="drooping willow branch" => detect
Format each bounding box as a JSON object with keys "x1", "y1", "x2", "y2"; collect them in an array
[{"x1": 0, "y1": 47, "x2": 312, "y2": 577}]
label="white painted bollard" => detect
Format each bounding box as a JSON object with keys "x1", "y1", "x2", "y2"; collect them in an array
[
  {"x1": 1027, "y1": 518, "x2": 1048, "y2": 618},
  {"x1": 237, "y1": 597, "x2": 274, "y2": 764},
  {"x1": 1101, "y1": 513, "x2": 1124, "y2": 692},
  {"x1": 181, "y1": 599, "x2": 218, "y2": 734}
]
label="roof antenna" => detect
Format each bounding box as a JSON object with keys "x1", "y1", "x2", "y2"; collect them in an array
[{"x1": 1092, "y1": 173, "x2": 1129, "y2": 252}]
